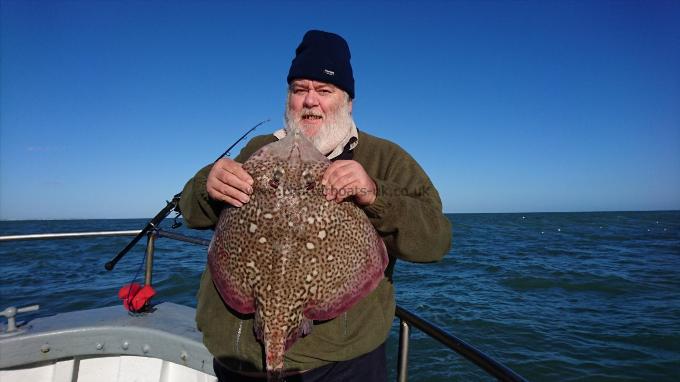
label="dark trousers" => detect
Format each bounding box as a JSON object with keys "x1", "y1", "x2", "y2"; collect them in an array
[{"x1": 213, "y1": 342, "x2": 388, "y2": 382}]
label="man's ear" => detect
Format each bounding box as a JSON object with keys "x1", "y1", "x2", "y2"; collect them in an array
[{"x1": 348, "y1": 99, "x2": 353, "y2": 114}]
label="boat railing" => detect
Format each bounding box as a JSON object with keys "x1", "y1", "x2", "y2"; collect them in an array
[{"x1": 0, "y1": 229, "x2": 527, "y2": 382}]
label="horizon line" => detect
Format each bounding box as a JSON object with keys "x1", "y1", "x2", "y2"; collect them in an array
[{"x1": 1, "y1": 209, "x2": 679, "y2": 222}]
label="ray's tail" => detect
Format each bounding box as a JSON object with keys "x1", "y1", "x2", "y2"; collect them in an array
[{"x1": 264, "y1": 334, "x2": 286, "y2": 382}]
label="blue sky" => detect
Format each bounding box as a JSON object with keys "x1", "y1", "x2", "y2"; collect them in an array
[{"x1": 1, "y1": 0, "x2": 678, "y2": 220}]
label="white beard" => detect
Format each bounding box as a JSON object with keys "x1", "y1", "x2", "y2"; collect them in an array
[{"x1": 284, "y1": 101, "x2": 354, "y2": 155}]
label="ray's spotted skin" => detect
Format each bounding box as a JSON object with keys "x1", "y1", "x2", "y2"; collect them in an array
[{"x1": 208, "y1": 129, "x2": 388, "y2": 380}]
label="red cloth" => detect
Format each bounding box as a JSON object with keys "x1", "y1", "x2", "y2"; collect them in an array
[{"x1": 118, "y1": 283, "x2": 155, "y2": 312}]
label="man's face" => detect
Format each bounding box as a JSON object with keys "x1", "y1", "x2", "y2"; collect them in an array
[
  {"x1": 285, "y1": 79, "x2": 355, "y2": 155},
  {"x1": 286, "y1": 79, "x2": 353, "y2": 140}
]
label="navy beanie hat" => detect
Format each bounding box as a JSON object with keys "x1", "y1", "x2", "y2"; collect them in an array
[{"x1": 287, "y1": 30, "x2": 355, "y2": 99}]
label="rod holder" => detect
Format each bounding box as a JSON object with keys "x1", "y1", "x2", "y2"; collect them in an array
[{"x1": 144, "y1": 231, "x2": 156, "y2": 287}]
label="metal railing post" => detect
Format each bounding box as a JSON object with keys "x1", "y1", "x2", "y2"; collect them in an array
[
  {"x1": 397, "y1": 319, "x2": 410, "y2": 382},
  {"x1": 395, "y1": 306, "x2": 527, "y2": 382},
  {"x1": 144, "y1": 231, "x2": 156, "y2": 287}
]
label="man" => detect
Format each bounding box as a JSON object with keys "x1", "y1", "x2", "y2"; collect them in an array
[{"x1": 180, "y1": 30, "x2": 451, "y2": 381}]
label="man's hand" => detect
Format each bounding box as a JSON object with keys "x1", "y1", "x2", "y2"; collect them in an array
[
  {"x1": 321, "y1": 160, "x2": 376, "y2": 205},
  {"x1": 206, "y1": 158, "x2": 253, "y2": 207}
]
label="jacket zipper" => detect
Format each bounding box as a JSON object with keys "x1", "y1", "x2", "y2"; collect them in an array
[{"x1": 234, "y1": 320, "x2": 243, "y2": 370}]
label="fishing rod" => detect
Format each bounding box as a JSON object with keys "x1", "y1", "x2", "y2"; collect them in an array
[{"x1": 105, "y1": 119, "x2": 270, "y2": 271}]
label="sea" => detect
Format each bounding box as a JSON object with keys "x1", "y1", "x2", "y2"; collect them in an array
[{"x1": 1, "y1": 211, "x2": 679, "y2": 381}]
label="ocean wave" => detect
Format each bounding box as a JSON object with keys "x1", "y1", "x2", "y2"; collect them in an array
[{"x1": 499, "y1": 274, "x2": 637, "y2": 295}]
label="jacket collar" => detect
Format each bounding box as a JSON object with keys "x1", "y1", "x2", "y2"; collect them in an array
[{"x1": 273, "y1": 120, "x2": 359, "y2": 160}]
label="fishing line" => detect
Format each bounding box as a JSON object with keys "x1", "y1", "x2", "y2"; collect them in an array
[{"x1": 124, "y1": 234, "x2": 150, "y2": 312}]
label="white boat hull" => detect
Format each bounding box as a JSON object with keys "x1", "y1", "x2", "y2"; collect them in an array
[{"x1": 0, "y1": 356, "x2": 215, "y2": 382}]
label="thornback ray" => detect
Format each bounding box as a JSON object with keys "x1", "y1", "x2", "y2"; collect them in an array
[{"x1": 207, "y1": 127, "x2": 388, "y2": 380}]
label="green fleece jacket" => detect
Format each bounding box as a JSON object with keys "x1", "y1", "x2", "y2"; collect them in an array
[{"x1": 180, "y1": 130, "x2": 451, "y2": 372}]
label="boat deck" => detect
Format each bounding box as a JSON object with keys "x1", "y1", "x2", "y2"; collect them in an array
[{"x1": 0, "y1": 302, "x2": 215, "y2": 382}]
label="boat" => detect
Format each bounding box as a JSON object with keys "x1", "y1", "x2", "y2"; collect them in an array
[{"x1": 0, "y1": 228, "x2": 527, "y2": 382}]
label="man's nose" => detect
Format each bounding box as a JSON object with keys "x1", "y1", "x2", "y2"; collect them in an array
[{"x1": 303, "y1": 90, "x2": 319, "y2": 108}]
